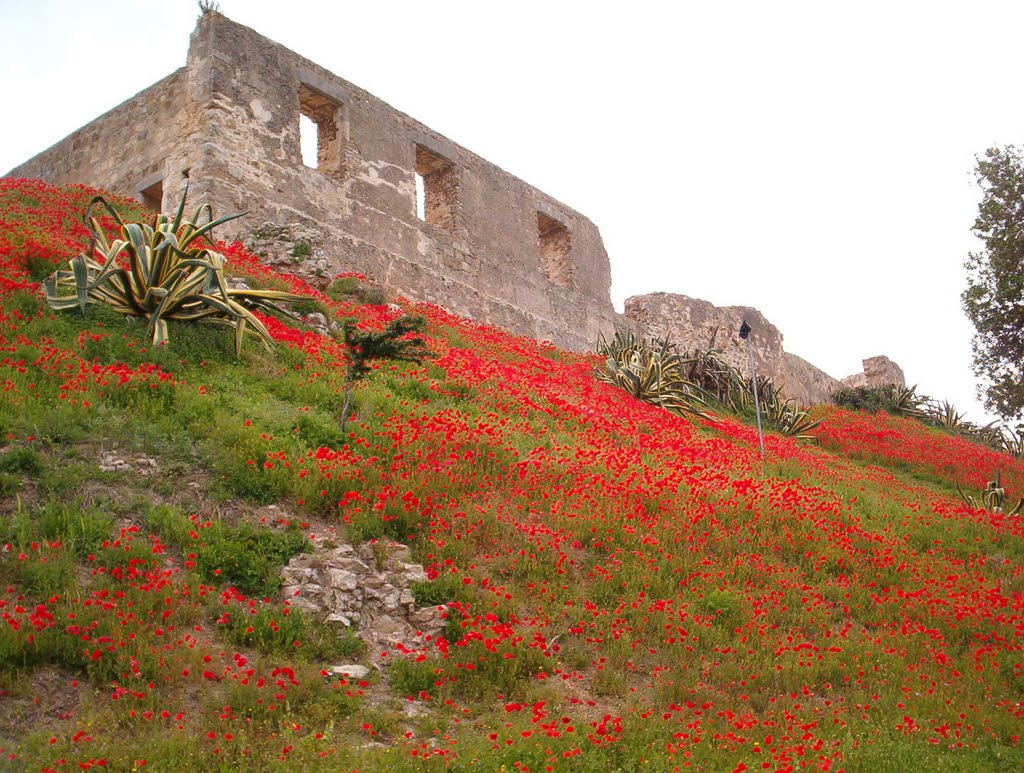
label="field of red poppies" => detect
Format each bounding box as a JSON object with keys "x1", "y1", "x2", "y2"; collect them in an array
[{"x1": 0, "y1": 177, "x2": 1021, "y2": 772}]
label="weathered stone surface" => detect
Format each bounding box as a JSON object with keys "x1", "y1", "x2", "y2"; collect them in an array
[
  {"x1": 841, "y1": 356, "x2": 906, "y2": 389},
  {"x1": 324, "y1": 569, "x2": 359, "y2": 592},
  {"x1": 8, "y1": 12, "x2": 618, "y2": 353},
  {"x1": 402, "y1": 565, "x2": 428, "y2": 584},
  {"x1": 625, "y1": 292, "x2": 784, "y2": 383},
  {"x1": 329, "y1": 664, "x2": 369, "y2": 680},
  {"x1": 863, "y1": 355, "x2": 906, "y2": 388},
  {"x1": 625, "y1": 292, "x2": 906, "y2": 407},
  {"x1": 780, "y1": 353, "x2": 841, "y2": 407},
  {"x1": 280, "y1": 539, "x2": 446, "y2": 650}
]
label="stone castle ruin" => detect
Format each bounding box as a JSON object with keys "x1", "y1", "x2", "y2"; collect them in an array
[{"x1": 7, "y1": 11, "x2": 899, "y2": 404}]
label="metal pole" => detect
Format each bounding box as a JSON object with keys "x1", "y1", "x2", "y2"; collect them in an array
[{"x1": 745, "y1": 337, "x2": 766, "y2": 460}]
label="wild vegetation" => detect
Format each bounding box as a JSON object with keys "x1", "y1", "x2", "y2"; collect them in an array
[
  {"x1": 963, "y1": 145, "x2": 1024, "y2": 423},
  {"x1": 832, "y1": 383, "x2": 1023, "y2": 459},
  {"x1": 597, "y1": 331, "x2": 822, "y2": 439},
  {"x1": 0, "y1": 177, "x2": 1022, "y2": 772}
]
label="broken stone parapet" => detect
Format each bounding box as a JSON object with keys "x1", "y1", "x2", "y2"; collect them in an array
[
  {"x1": 281, "y1": 540, "x2": 445, "y2": 651},
  {"x1": 841, "y1": 355, "x2": 906, "y2": 390},
  {"x1": 624, "y1": 292, "x2": 841, "y2": 406}
]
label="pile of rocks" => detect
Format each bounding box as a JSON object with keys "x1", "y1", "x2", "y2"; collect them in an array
[
  {"x1": 281, "y1": 540, "x2": 447, "y2": 651},
  {"x1": 99, "y1": 452, "x2": 158, "y2": 475}
]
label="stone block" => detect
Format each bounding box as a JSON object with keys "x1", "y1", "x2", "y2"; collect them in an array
[
  {"x1": 402, "y1": 565, "x2": 428, "y2": 584},
  {"x1": 329, "y1": 664, "x2": 369, "y2": 679},
  {"x1": 325, "y1": 569, "x2": 359, "y2": 591}
]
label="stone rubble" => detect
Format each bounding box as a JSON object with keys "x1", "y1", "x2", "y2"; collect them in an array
[
  {"x1": 99, "y1": 452, "x2": 158, "y2": 475},
  {"x1": 300, "y1": 311, "x2": 339, "y2": 338},
  {"x1": 328, "y1": 664, "x2": 370, "y2": 680},
  {"x1": 281, "y1": 540, "x2": 447, "y2": 653}
]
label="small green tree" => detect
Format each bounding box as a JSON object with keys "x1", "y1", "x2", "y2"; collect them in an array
[
  {"x1": 339, "y1": 315, "x2": 433, "y2": 425},
  {"x1": 963, "y1": 146, "x2": 1024, "y2": 422}
]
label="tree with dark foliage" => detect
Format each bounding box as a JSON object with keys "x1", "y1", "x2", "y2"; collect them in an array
[{"x1": 339, "y1": 314, "x2": 433, "y2": 425}]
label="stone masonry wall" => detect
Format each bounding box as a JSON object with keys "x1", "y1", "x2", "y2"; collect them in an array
[
  {"x1": 781, "y1": 353, "x2": 842, "y2": 407},
  {"x1": 624, "y1": 292, "x2": 842, "y2": 406},
  {"x1": 8, "y1": 12, "x2": 618, "y2": 353},
  {"x1": 10, "y1": 70, "x2": 194, "y2": 212},
  {"x1": 624, "y1": 291, "x2": 785, "y2": 379}
]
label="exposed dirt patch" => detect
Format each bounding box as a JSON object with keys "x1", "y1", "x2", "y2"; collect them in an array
[{"x1": 0, "y1": 666, "x2": 89, "y2": 745}]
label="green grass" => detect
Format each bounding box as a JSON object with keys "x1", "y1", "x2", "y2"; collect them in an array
[{"x1": 146, "y1": 505, "x2": 307, "y2": 598}]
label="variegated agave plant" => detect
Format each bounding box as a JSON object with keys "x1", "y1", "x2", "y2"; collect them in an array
[
  {"x1": 739, "y1": 376, "x2": 824, "y2": 440},
  {"x1": 43, "y1": 186, "x2": 311, "y2": 355},
  {"x1": 957, "y1": 470, "x2": 1024, "y2": 516},
  {"x1": 596, "y1": 330, "x2": 713, "y2": 420}
]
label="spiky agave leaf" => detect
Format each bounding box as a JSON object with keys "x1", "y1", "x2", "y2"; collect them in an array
[
  {"x1": 43, "y1": 185, "x2": 311, "y2": 354},
  {"x1": 888, "y1": 384, "x2": 930, "y2": 421},
  {"x1": 956, "y1": 480, "x2": 980, "y2": 509},
  {"x1": 752, "y1": 380, "x2": 823, "y2": 440},
  {"x1": 1000, "y1": 425, "x2": 1024, "y2": 459},
  {"x1": 596, "y1": 331, "x2": 714, "y2": 420},
  {"x1": 683, "y1": 347, "x2": 746, "y2": 408},
  {"x1": 925, "y1": 400, "x2": 971, "y2": 432}
]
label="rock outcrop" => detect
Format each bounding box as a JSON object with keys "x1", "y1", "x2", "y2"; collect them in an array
[{"x1": 841, "y1": 355, "x2": 906, "y2": 390}]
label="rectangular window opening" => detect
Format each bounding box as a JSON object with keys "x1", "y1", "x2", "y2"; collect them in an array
[
  {"x1": 538, "y1": 212, "x2": 573, "y2": 288},
  {"x1": 414, "y1": 145, "x2": 457, "y2": 230},
  {"x1": 415, "y1": 172, "x2": 427, "y2": 221},
  {"x1": 140, "y1": 179, "x2": 164, "y2": 213},
  {"x1": 299, "y1": 114, "x2": 319, "y2": 168},
  {"x1": 299, "y1": 84, "x2": 342, "y2": 171}
]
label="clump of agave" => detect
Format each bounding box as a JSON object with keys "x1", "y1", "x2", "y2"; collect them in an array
[
  {"x1": 957, "y1": 470, "x2": 1023, "y2": 516},
  {"x1": 738, "y1": 375, "x2": 823, "y2": 441},
  {"x1": 596, "y1": 331, "x2": 712, "y2": 420},
  {"x1": 596, "y1": 331, "x2": 823, "y2": 439},
  {"x1": 682, "y1": 346, "x2": 747, "y2": 409},
  {"x1": 43, "y1": 185, "x2": 311, "y2": 355},
  {"x1": 832, "y1": 383, "x2": 929, "y2": 420}
]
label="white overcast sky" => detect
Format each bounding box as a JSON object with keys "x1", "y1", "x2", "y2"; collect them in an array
[{"x1": 2, "y1": 0, "x2": 1022, "y2": 424}]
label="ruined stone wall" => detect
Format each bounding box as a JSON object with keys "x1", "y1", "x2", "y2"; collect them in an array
[
  {"x1": 624, "y1": 292, "x2": 785, "y2": 380},
  {"x1": 841, "y1": 355, "x2": 906, "y2": 389},
  {"x1": 780, "y1": 353, "x2": 842, "y2": 407},
  {"x1": 7, "y1": 13, "x2": 618, "y2": 353},
  {"x1": 624, "y1": 292, "x2": 841, "y2": 405},
  {"x1": 5, "y1": 12, "x2": 902, "y2": 393},
  {"x1": 9, "y1": 70, "x2": 194, "y2": 212}
]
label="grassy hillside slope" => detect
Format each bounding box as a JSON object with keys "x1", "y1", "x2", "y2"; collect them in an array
[{"x1": 0, "y1": 177, "x2": 1022, "y2": 772}]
